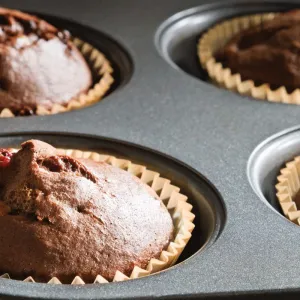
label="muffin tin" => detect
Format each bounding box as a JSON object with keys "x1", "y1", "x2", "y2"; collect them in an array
[{"x1": 1, "y1": 0, "x2": 300, "y2": 299}]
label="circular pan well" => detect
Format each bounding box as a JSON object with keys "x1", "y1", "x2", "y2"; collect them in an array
[
  {"x1": 0, "y1": 133, "x2": 225, "y2": 299},
  {"x1": 4, "y1": 12, "x2": 133, "y2": 118},
  {"x1": 248, "y1": 126, "x2": 300, "y2": 220},
  {"x1": 155, "y1": 1, "x2": 299, "y2": 81}
]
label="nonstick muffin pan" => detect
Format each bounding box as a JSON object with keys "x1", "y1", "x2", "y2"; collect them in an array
[{"x1": 2, "y1": 0, "x2": 300, "y2": 299}]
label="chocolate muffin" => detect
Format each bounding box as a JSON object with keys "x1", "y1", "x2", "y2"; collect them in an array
[
  {"x1": 216, "y1": 10, "x2": 300, "y2": 91},
  {"x1": 0, "y1": 7, "x2": 92, "y2": 115},
  {"x1": 0, "y1": 140, "x2": 174, "y2": 283}
]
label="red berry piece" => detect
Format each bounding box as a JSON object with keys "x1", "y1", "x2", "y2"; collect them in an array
[{"x1": 0, "y1": 149, "x2": 12, "y2": 167}]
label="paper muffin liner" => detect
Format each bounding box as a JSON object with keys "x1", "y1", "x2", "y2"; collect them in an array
[
  {"x1": 0, "y1": 148, "x2": 195, "y2": 284},
  {"x1": 276, "y1": 156, "x2": 300, "y2": 225},
  {"x1": 197, "y1": 12, "x2": 300, "y2": 104},
  {"x1": 0, "y1": 38, "x2": 114, "y2": 118}
]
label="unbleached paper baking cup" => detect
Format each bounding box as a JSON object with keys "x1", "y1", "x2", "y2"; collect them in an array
[
  {"x1": 276, "y1": 156, "x2": 300, "y2": 225},
  {"x1": 197, "y1": 13, "x2": 300, "y2": 104},
  {"x1": 0, "y1": 38, "x2": 114, "y2": 118},
  {"x1": 0, "y1": 148, "x2": 195, "y2": 284}
]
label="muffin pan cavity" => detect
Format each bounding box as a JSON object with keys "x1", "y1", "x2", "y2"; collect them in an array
[
  {"x1": 248, "y1": 126, "x2": 300, "y2": 219},
  {"x1": 35, "y1": 12, "x2": 133, "y2": 99},
  {"x1": 0, "y1": 133, "x2": 225, "y2": 286},
  {"x1": 155, "y1": 1, "x2": 299, "y2": 82}
]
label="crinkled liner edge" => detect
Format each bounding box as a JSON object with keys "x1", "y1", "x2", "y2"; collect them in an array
[
  {"x1": 0, "y1": 148, "x2": 195, "y2": 284},
  {"x1": 276, "y1": 156, "x2": 300, "y2": 225},
  {"x1": 0, "y1": 38, "x2": 114, "y2": 118}
]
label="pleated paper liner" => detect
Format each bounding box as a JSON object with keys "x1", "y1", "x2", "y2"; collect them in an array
[
  {"x1": 0, "y1": 38, "x2": 114, "y2": 118},
  {"x1": 276, "y1": 156, "x2": 300, "y2": 225},
  {"x1": 0, "y1": 148, "x2": 195, "y2": 284},
  {"x1": 197, "y1": 12, "x2": 300, "y2": 104}
]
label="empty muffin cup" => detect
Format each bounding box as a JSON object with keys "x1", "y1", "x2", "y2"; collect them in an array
[
  {"x1": 0, "y1": 147, "x2": 195, "y2": 284},
  {"x1": 276, "y1": 156, "x2": 300, "y2": 225},
  {"x1": 197, "y1": 12, "x2": 300, "y2": 104}
]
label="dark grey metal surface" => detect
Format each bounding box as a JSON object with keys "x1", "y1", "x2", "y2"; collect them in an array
[{"x1": 0, "y1": 0, "x2": 300, "y2": 299}]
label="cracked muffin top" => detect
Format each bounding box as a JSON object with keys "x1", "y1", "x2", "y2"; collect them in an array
[
  {"x1": 216, "y1": 10, "x2": 300, "y2": 91},
  {"x1": 0, "y1": 140, "x2": 174, "y2": 283},
  {"x1": 0, "y1": 7, "x2": 92, "y2": 115}
]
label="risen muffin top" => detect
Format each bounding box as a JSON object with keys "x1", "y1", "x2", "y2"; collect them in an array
[
  {"x1": 0, "y1": 140, "x2": 174, "y2": 283},
  {"x1": 0, "y1": 7, "x2": 92, "y2": 115},
  {"x1": 216, "y1": 10, "x2": 300, "y2": 91}
]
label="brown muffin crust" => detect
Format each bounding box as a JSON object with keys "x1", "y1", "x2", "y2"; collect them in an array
[
  {"x1": 0, "y1": 7, "x2": 92, "y2": 115},
  {"x1": 0, "y1": 140, "x2": 174, "y2": 283},
  {"x1": 216, "y1": 10, "x2": 300, "y2": 91}
]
